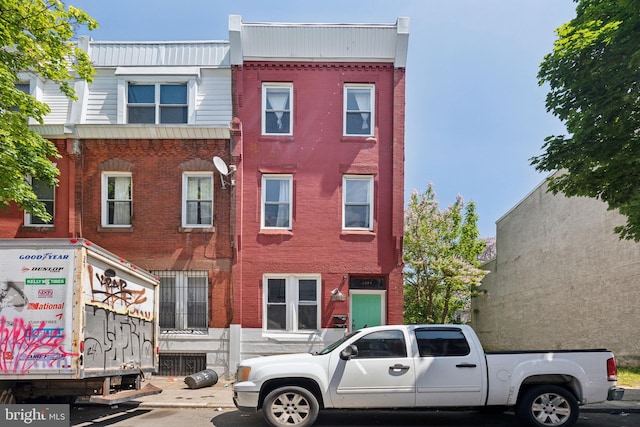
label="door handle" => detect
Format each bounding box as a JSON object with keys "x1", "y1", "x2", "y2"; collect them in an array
[
  {"x1": 390, "y1": 364, "x2": 410, "y2": 371},
  {"x1": 456, "y1": 363, "x2": 477, "y2": 368}
]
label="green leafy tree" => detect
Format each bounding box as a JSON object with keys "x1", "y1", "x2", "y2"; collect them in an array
[
  {"x1": 0, "y1": 0, "x2": 96, "y2": 221},
  {"x1": 403, "y1": 184, "x2": 487, "y2": 324},
  {"x1": 533, "y1": 0, "x2": 640, "y2": 241}
]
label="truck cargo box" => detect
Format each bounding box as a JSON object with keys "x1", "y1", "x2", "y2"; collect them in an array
[{"x1": 0, "y1": 238, "x2": 161, "y2": 404}]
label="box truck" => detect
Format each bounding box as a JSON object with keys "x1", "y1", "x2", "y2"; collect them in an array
[{"x1": 0, "y1": 238, "x2": 161, "y2": 404}]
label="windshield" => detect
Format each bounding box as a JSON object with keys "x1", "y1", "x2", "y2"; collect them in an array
[{"x1": 315, "y1": 331, "x2": 360, "y2": 355}]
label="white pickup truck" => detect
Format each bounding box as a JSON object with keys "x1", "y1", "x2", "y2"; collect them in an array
[{"x1": 232, "y1": 324, "x2": 624, "y2": 427}]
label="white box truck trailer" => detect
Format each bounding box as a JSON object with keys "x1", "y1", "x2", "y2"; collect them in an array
[{"x1": 0, "y1": 238, "x2": 161, "y2": 404}]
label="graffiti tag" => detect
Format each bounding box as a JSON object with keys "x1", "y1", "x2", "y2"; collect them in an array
[{"x1": 0, "y1": 317, "x2": 75, "y2": 374}]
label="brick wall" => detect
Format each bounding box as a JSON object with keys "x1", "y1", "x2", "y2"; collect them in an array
[{"x1": 78, "y1": 138, "x2": 233, "y2": 328}]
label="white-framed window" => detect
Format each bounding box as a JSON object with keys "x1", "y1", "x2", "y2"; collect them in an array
[
  {"x1": 127, "y1": 82, "x2": 188, "y2": 124},
  {"x1": 262, "y1": 83, "x2": 293, "y2": 135},
  {"x1": 343, "y1": 175, "x2": 374, "y2": 230},
  {"x1": 262, "y1": 174, "x2": 293, "y2": 229},
  {"x1": 24, "y1": 176, "x2": 54, "y2": 227},
  {"x1": 264, "y1": 274, "x2": 320, "y2": 332},
  {"x1": 182, "y1": 172, "x2": 213, "y2": 227},
  {"x1": 102, "y1": 172, "x2": 132, "y2": 227},
  {"x1": 154, "y1": 270, "x2": 208, "y2": 331},
  {"x1": 344, "y1": 84, "x2": 374, "y2": 136}
]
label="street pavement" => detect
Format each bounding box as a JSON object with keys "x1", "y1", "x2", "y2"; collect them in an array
[{"x1": 126, "y1": 375, "x2": 640, "y2": 414}]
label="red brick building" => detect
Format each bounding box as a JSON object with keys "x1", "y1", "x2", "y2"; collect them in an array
[
  {"x1": 1, "y1": 17, "x2": 409, "y2": 376},
  {"x1": 1, "y1": 40, "x2": 235, "y2": 376},
  {"x1": 227, "y1": 16, "x2": 409, "y2": 362}
]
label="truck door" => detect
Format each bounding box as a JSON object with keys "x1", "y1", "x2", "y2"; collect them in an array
[
  {"x1": 414, "y1": 327, "x2": 484, "y2": 406},
  {"x1": 330, "y1": 329, "x2": 416, "y2": 408}
]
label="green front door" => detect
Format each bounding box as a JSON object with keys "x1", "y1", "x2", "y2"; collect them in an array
[{"x1": 351, "y1": 293, "x2": 382, "y2": 330}]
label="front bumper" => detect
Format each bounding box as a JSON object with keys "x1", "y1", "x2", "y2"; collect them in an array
[
  {"x1": 607, "y1": 386, "x2": 625, "y2": 401},
  {"x1": 232, "y1": 381, "x2": 260, "y2": 412}
]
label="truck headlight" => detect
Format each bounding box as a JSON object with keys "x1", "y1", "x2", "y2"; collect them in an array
[{"x1": 237, "y1": 366, "x2": 251, "y2": 382}]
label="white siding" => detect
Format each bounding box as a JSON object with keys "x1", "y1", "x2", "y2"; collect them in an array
[
  {"x1": 230, "y1": 16, "x2": 409, "y2": 67},
  {"x1": 84, "y1": 71, "x2": 118, "y2": 124},
  {"x1": 89, "y1": 41, "x2": 229, "y2": 67},
  {"x1": 41, "y1": 81, "x2": 70, "y2": 124},
  {"x1": 196, "y1": 69, "x2": 232, "y2": 126}
]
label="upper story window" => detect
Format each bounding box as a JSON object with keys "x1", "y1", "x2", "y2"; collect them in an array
[
  {"x1": 264, "y1": 274, "x2": 320, "y2": 332},
  {"x1": 127, "y1": 83, "x2": 188, "y2": 124},
  {"x1": 24, "y1": 176, "x2": 54, "y2": 227},
  {"x1": 262, "y1": 83, "x2": 292, "y2": 135},
  {"x1": 262, "y1": 174, "x2": 293, "y2": 229},
  {"x1": 343, "y1": 175, "x2": 373, "y2": 230},
  {"x1": 15, "y1": 82, "x2": 30, "y2": 94},
  {"x1": 344, "y1": 84, "x2": 374, "y2": 136},
  {"x1": 102, "y1": 172, "x2": 132, "y2": 227},
  {"x1": 182, "y1": 172, "x2": 213, "y2": 228},
  {"x1": 10, "y1": 82, "x2": 30, "y2": 112}
]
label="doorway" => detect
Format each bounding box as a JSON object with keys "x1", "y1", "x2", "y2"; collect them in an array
[{"x1": 350, "y1": 290, "x2": 386, "y2": 330}]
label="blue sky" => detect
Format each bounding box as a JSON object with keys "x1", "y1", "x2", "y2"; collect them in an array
[{"x1": 70, "y1": 0, "x2": 577, "y2": 237}]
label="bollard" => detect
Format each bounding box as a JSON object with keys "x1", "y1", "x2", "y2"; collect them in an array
[{"x1": 184, "y1": 369, "x2": 218, "y2": 389}]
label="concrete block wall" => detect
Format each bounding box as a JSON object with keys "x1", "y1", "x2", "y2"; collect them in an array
[{"x1": 472, "y1": 179, "x2": 640, "y2": 366}]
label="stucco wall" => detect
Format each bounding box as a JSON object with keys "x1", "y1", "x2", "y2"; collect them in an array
[{"x1": 472, "y1": 179, "x2": 640, "y2": 366}]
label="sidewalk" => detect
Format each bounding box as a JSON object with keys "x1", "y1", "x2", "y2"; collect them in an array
[
  {"x1": 132, "y1": 376, "x2": 236, "y2": 409},
  {"x1": 128, "y1": 376, "x2": 640, "y2": 413}
]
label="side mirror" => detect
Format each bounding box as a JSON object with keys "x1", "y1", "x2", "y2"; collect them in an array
[{"x1": 339, "y1": 344, "x2": 358, "y2": 361}]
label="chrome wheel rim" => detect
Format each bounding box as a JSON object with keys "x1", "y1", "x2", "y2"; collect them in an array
[
  {"x1": 530, "y1": 391, "x2": 572, "y2": 426},
  {"x1": 268, "y1": 391, "x2": 311, "y2": 426}
]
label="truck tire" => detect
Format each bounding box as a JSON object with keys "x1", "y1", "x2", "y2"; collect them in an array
[
  {"x1": 262, "y1": 386, "x2": 319, "y2": 427},
  {"x1": 516, "y1": 385, "x2": 579, "y2": 427}
]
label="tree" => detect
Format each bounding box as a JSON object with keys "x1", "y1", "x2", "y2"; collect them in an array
[
  {"x1": 533, "y1": 0, "x2": 640, "y2": 241},
  {"x1": 403, "y1": 184, "x2": 487, "y2": 324},
  {"x1": 0, "y1": 0, "x2": 96, "y2": 222}
]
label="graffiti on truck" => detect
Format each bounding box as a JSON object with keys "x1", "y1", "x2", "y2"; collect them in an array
[
  {"x1": 83, "y1": 306, "x2": 155, "y2": 370},
  {"x1": 0, "y1": 316, "x2": 75, "y2": 374},
  {"x1": 87, "y1": 264, "x2": 153, "y2": 321}
]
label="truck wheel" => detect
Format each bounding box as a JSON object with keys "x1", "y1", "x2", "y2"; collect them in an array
[
  {"x1": 516, "y1": 385, "x2": 579, "y2": 427},
  {"x1": 262, "y1": 386, "x2": 319, "y2": 427}
]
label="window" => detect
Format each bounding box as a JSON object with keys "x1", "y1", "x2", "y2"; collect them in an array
[
  {"x1": 343, "y1": 175, "x2": 373, "y2": 230},
  {"x1": 352, "y1": 329, "x2": 407, "y2": 359},
  {"x1": 262, "y1": 175, "x2": 292, "y2": 229},
  {"x1": 415, "y1": 328, "x2": 471, "y2": 357},
  {"x1": 10, "y1": 82, "x2": 30, "y2": 112},
  {"x1": 15, "y1": 82, "x2": 30, "y2": 94},
  {"x1": 154, "y1": 270, "x2": 208, "y2": 331},
  {"x1": 182, "y1": 173, "x2": 213, "y2": 227},
  {"x1": 264, "y1": 275, "x2": 320, "y2": 332},
  {"x1": 24, "y1": 176, "x2": 54, "y2": 226},
  {"x1": 262, "y1": 83, "x2": 292, "y2": 135},
  {"x1": 127, "y1": 83, "x2": 188, "y2": 124},
  {"x1": 102, "y1": 172, "x2": 132, "y2": 226},
  {"x1": 344, "y1": 84, "x2": 374, "y2": 136}
]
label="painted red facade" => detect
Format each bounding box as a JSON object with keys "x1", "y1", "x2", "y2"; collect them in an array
[{"x1": 231, "y1": 62, "x2": 406, "y2": 329}]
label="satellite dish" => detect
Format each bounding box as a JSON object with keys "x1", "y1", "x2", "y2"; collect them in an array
[{"x1": 213, "y1": 156, "x2": 229, "y2": 176}]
